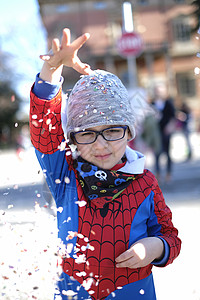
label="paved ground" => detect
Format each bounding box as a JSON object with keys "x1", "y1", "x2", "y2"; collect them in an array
[
  {"x1": 0, "y1": 132, "x2": 200, "y2": 299},
  {"x1": 152, "y1": 159, "x2": 200, "y2": 300}
]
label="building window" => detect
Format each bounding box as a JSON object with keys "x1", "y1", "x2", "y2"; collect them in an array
[
  {"x1": 174, "y1": 0, "x2": 185, "y2": 3},
  {"x1": 176, "y1": 73, "x2": 196, "y2": 97},
  {"x1": 56, "y1": 4, "x2": 69, "y2": 13},
  {"x1": 93, "y1": 2, "x2": 107, "y2": 10},
  {"x1": 173, "y1": 18, "x2": 191, "y2": 42},
  {"x1": 137, "y1": 0, "x2": 148, "y2": 5}
]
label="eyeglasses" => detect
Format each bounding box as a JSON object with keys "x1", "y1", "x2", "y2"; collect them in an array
[{"x1": 71, "y1": 126, "x2": 128, "y2": 144}]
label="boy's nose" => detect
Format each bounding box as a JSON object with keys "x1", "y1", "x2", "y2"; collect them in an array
[{"x1": 93, "y1": 134, "x2": 108, "y2": 148}]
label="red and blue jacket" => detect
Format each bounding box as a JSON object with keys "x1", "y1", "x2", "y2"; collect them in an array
[{"x1": 29, "y1": 75, "x2": 181, "y2": 300}]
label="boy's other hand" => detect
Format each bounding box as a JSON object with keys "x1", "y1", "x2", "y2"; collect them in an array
[{"x1": 115, "y1": 237, "x2": 164, "y2": 269}]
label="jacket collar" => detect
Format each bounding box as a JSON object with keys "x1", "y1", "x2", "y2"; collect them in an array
[{"x1": 119, "y1": 146, "x2": 145, "y2": 174}]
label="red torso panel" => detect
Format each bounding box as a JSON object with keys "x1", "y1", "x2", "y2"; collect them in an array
[{"x1": 62, "y1": 170, "x2": 154, "y2": 299}]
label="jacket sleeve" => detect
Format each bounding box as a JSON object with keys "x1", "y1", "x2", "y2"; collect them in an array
[
  {"x1": 29, "y1": 86, "x2": 65, "y2": 154},
  {"x1": 29, "y1": 84, "x2": 77, "y2": 206},
  {"x1": 152, "y1": 182, "x2": 181, "y2": 267}
]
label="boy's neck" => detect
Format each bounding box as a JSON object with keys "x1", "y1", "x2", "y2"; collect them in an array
[{"x1": 111, "y1": 160, "x2": 126, "y2": 171}]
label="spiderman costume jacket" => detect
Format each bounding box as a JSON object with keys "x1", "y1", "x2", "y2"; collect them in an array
[{"x1": 29, "y1": 75, "x2": 181, "y2": 300}]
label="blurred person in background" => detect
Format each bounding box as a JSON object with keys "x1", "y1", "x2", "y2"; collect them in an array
[
  {"x1": 141, "y1": 101, "x2": 162, "y2": 166},
  {"x1": 176, "y1": 102, "x2": 192, "y2": 160},
  {"x1": 152, "y1": 84, "x2": 176, "y2": 182}
]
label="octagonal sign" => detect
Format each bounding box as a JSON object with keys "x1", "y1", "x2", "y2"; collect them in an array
[{"x1": 117, "y1": 32, "x2": 143, "y2": 57}]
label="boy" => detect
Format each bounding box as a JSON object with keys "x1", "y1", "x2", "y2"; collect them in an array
[{"x1": 30, "y1": 28, "x2": 181, "y2": 300}]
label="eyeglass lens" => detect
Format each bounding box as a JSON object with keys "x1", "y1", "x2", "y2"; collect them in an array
[{"x1": 74, "y1": 127, "x2": 126, "y2": 144}]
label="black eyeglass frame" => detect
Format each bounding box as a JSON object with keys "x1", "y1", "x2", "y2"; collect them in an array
[{"x1": 71, "y1": 125, "x2": 128, "y2": 144}]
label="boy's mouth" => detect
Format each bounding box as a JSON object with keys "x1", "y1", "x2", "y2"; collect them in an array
[{"x1": 94, "y1": 153, "x2": 111, "y2": 160}]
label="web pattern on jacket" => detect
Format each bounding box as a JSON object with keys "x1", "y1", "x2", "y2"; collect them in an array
[
  {"x1": 62, "y1": 169, "x2": 181, "y2": 300},
  {"x1": 30, "y1": 88, "x2": 64, "y2": 154}
]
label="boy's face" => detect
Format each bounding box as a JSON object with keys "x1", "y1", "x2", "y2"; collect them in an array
[{"x1": 74, "y1": 125, "x2": 131, "y2": 169}]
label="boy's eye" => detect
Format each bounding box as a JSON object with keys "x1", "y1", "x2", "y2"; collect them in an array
[
  {"x1": 79, "y1": 131, "x2": 94, "y2": 137},
  {"x1": 104, "y1": 128, "x2": 122, "y2": 136},
  {"x1": 106, "y1": 128, "x2": 121, "y2": 133}
]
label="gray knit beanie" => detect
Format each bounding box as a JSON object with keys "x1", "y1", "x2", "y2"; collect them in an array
[{"x1": 64, "y1": 70, "x2": 136, "y2": 143}]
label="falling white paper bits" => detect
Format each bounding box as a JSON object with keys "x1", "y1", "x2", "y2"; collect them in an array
[
  {"x1": 194, "y1": 67, "x2": 200, "y2": 75},
  {"x1": 75, "y1": 200, "x2": 87, "y2": 207}
]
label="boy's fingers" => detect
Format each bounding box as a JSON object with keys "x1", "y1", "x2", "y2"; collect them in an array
[
  {"x1": 52, "y1": 38, "x2": 60, "y2": 53},
  {"x1": 115, "y1": 248, "x2": 133, "y2": 263},
  {"x1": 61, "y1": 28, "x2": 71, "y2": 47},
  {"x1": 71, "y1": 33, "x2": 90, "y2": 51},
  {"x1": 73, "y1": 59, "x2": 91, "y2": 75},
  {"x1": 116, "y1": 259, "x2": 138, "y2": 269}
]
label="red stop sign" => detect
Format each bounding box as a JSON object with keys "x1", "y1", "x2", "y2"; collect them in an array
[{"x1": 117, "y1": 32, "x2": 143, "y2": 57}]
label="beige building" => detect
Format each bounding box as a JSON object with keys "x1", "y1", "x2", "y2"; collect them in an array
[{"x1": 38, "y1": 0, "x2": 200, "y2": 127}]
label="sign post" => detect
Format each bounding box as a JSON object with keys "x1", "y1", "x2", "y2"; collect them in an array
[{"x1": 117, "y1": 2, "x2": 143, "y2": 89}]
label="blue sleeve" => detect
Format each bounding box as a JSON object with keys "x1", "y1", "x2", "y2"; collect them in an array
[
  {"x1": 152, "y1": 237, "x2": 170, "y2": 266},
  {"x1": 35, "y1": 147, "x2": 79, "y2": 254},
  {"x1": 33, "y1": 73, "x2": 63, "y2": 100},
  {"x1": 128, "y1": 191, "x2": 170, "y2": 267}
]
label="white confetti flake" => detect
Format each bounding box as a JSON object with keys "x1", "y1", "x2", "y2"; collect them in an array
[
  {"x1": 88, "y1": 245, "x2": 95, "y2": 251},
  {"x1": 55, "y1": 179, "x2": 61, "y2": 184},
  {"x1": 66, "y1": 217, "x2": 71, "y2": 223},
  {"x1": 194, "y1": 67, "x2": 200, "y2": 75},
  {"x1": 46, "y1": 118, "x2": 51, "y2": 125},
  {"x1": 67, "y1": 231, "x2": 77, "y2": 240},
  {"x1": 75, "y1": 254, "x2": 86, "y2": 264},
  {"x1": 81, "y1": 245, "x2": 87, "y2": 252},
  {"x1": 57, "y1": 207, "x2": 63, "y2": 213},
  {"x1": 64, "y1": 177, "x2": 70, "y2": 184},
  {"x1": 76, "y1": 271, "x2": 86, "y2": 277},
  {"x1": 62, "y1": 290, "x2": 78, "y2": 296},
  {"x1": 66, "y1": 150, "x2": 71, "y2": 156},
  {"x1": 32, "y1": 114, "x2": 38, "y2": 119},
  {"x1": 89, "y1": 290, "x2": 95, "y2": 295},
  {"x1": 66, "y1": 243, "x2": 74, "y2": 254},
  {"x1": 32, "y1": 120, "x2": 38, "y2": 127},
  {"x1": 82, "y1": 277, "x2": 93, "y2": 291},
  {"x1": 58, "y1": 141, "x2": 67, "y2": 151},
  {"x1": 34, "y1": 202, "x2": 41, "y2": 213},
  {"x1": 139, "y1": 289, "x2": 145, "y2": 295},
  {"x1": 75, "y1": 200, "x2": 87, "y2": 207},
  {"x1": 77, "y1": 233, "x2": 84, "y2": 239},
  {"x1": 49, "y1": 123, "x2": 53, "y2": 132}
]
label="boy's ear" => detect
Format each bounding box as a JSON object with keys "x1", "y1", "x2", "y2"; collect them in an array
[{"x1": 127, "y1": 128, "x2": 132, "y2": 141}]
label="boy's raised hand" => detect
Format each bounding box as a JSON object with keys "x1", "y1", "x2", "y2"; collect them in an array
[{"x1": 40, "y1": 28, "x2": 91, "y2": 75}]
